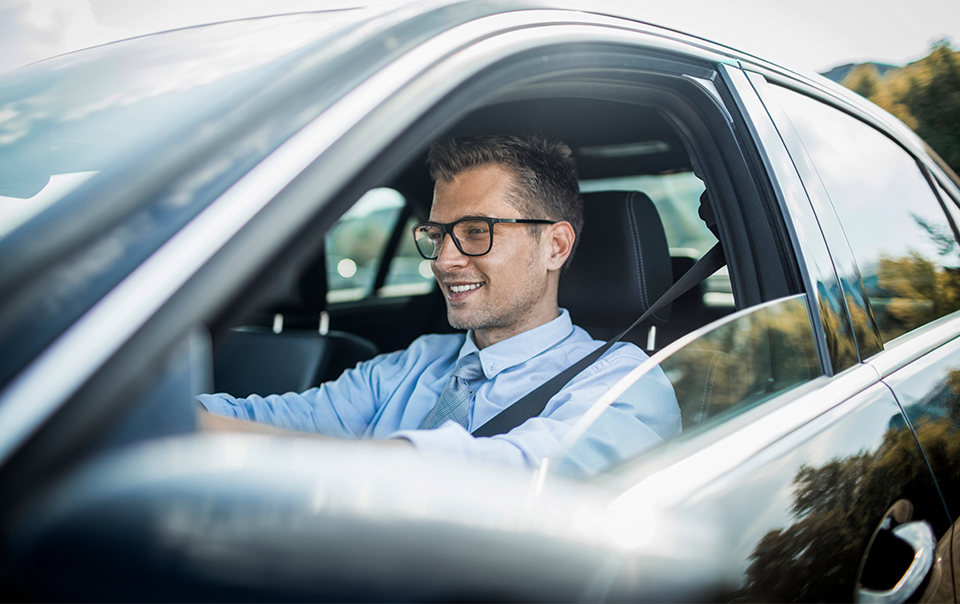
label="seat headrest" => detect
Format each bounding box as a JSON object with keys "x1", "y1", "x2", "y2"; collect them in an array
[
  {"x1": 559, "y1": 191, "x2": 672, "y2": 336},
  {"x1": 252, "y1": 244, "x2": 328, "y2": 321}
]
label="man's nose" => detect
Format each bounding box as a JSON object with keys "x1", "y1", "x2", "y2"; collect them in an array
[{"x1": 434, "y1": 233, "x2": 468, "y2": 269}]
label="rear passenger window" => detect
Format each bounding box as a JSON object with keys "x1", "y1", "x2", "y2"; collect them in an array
[
  {"x1": 325, "y1": 188, "x2": 434, "y2": 302},
  {"x1": 770, "y1": 86, "x2": 960, "y2": 343},
  {"x1": 380, "y1": 215, "x2": 435, "y2": 297}
]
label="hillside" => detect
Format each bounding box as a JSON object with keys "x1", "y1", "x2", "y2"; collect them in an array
[
  {"x1": 816, "y1": 42, "x2": 960, "y2": 175},
  {"x1": 819, "y1": 61, "x2": 899, "y2": 83}
]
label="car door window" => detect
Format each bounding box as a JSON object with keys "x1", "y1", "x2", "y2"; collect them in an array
[
  {"x1": 768, "y1": 86, "x2": 960, "y2": 344},
  {"x1": 557, "y1": 295, "x2": 822, "y2": 475},
  {"x1": 325, "y1": 188, "x2": 434, "y2": 302}
]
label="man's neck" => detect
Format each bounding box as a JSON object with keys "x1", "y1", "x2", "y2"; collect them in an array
[{"x1": 471, "y1": 307, "x2": 561, "y2": 349}]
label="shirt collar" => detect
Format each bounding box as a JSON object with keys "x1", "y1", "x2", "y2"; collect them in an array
[{"x1": 457, "y1": 308, "x2": 575, "y2": 379}]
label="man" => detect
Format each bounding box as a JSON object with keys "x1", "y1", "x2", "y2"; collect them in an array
[{"x1": 199, "y1": 134, "x2": 680, "y2": 476}]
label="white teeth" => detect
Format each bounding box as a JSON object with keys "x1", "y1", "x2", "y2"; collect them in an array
[{"x1": 450, "y1": 283, "x2": 482, "y2": 294}]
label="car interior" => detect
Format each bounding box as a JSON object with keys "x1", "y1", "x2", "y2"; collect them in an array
[{"x1": 208, "y1": 72, "x2": 804, "y2": 437}]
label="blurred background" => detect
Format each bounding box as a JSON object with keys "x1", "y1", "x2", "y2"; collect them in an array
[{"x1": 1, "y1": 0, "x2": 958, "y2": 174}]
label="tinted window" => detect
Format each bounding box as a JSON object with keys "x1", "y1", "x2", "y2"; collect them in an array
[{"x1": 771, "y1": 86, "x2": 960, "y2": 343}]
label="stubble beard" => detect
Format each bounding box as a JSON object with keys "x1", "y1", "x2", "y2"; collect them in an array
[{"x1": 445, "y1": 270, "x2": 546, "y2": 334}]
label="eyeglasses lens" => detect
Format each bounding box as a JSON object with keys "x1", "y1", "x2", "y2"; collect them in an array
[
  {"x1": 453, "y1": 220, "x2": 491, "y2": 255},
  {"x1": 414, "y1": 220, "x2": 492, "y2": 259}
]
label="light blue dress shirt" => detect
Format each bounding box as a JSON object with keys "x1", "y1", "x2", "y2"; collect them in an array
[{"x1": 198, "y1": 309, "x2": 680, "y2": 476}]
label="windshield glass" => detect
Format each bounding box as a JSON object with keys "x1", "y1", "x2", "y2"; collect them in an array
[
  {"x1": 553, "y1": 295, "x2": 822, "y2": 478},
  {"x1": 0, "y1": 11, "x2": 358, "y2": 238}
]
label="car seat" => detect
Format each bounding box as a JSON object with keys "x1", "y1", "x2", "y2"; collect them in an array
[{"x1": 558, "y1": 190, "x2": 673, "y2": 349}]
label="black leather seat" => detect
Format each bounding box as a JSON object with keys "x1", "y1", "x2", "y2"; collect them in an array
[
  {"x1": 213, "y1": 248, "x2": 378, "y2": 397},
  {"x1": 559, "y1": 190, "x2": 674, "y2": 348}
]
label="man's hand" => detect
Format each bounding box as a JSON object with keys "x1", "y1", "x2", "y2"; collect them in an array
[
  {"x1": 198, "y1": 410, "x2": 303, "y2": 435},
  {"x1": 196, "y1": 408, "x2": 413, "y2": 447}
]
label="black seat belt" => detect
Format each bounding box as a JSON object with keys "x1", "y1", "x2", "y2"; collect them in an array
[{"x1": 472, "y1": 243, "x2": 726, "y2": 438}]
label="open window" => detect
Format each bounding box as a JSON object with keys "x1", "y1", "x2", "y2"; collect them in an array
[
  {"x1": 207, "y1": 48, "x2": 803, "y2": 423},
  {"x1": 191, "y1": 43, "x2": 820, "y2": 490}
]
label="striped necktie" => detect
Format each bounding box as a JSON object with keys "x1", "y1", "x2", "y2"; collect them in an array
[{"x1": 419, "y1": 353, "x2": 484, "y2": 430}]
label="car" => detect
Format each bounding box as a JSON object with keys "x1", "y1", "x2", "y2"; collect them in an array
[{"x1": 1, "y1": 1, "x2": 960, "y2": 601}]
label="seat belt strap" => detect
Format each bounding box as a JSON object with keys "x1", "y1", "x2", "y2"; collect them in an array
[{"x1": 471, "y1": 243, "x2": 725, "y2": 438}]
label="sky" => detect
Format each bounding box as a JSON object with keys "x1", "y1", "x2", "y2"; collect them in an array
[{"x1": 0, "y1": 0, "x2": 958, "y2": 75}]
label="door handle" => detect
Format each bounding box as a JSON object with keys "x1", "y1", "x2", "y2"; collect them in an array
[{"x1": 855, "y1": 520, "x2": 935, "y2": 604}]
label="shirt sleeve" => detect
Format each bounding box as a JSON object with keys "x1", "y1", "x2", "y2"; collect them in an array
[
  {"x1": 197, "y1": 348, "x2": 408, "y2": 437},
  {"x1": 393, "y1": 346, "x2": 680, "y2": 477}
]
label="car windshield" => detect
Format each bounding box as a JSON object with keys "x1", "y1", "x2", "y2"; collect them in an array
[{"x1": 0, "y1": 11, "x2": 359, "y2": 239}]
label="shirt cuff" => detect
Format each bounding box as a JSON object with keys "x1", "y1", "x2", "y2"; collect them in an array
[
  {"x1": 196, "y1": 393, "x2": 240, "y2": 417},
  {"x1": 390, "y1": 421, "x2": 531, "y2": 470},
  {"x1": 390, "y1": 422, "x2": 475, "y2": 457}
]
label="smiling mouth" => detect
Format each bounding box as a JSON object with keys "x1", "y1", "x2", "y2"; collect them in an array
[{"x1": 449, "y1": 283, "x2": 484, "y2": 294}]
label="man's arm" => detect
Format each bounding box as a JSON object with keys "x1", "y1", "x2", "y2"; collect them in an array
[
  {"x1": 196, "y1": 349, "x2": 400, "y2": 436},
  {"x1": 197, "y1": 407, "x2": 413, "y2": 446},
  {"x1": 198, "y1": 408, "x2": 311, "y2": 435},
  {"x1": 196, "y1": 334, "x2": 463, "y2": 438}
]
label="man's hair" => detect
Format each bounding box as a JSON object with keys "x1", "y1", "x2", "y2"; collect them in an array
[{"x1": 426, "y1": 134, "x2": 584, "y2": 268}]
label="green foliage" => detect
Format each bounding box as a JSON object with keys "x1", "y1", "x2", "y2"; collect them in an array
[
  {"x1": 840, "y1": 41, "x2": 960, "y2": 174},
  {"x1": 844, "y1": 63, "x2": 880, "y2": 99}
]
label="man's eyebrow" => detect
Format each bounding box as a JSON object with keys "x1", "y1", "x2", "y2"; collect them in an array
[{"x1": 429, "y1": 215, "x2": 499, "y2": 223}]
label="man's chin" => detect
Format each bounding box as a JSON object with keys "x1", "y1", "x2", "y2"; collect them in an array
[
  {"x1": 446, "y1": 308, "x2": 487, "y2": 332},
  {"x1": 447, "y1": 314, "x2": 477, "y2": 331}
]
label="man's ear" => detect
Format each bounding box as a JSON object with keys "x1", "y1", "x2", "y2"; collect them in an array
[{"x1": 544, "y1": 221, "x2": 575, "y2": 271}]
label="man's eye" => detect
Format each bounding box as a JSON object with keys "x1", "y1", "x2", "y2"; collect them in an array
[{"x1": 463, "y1": 224, "x2": 489, "y2": 235}]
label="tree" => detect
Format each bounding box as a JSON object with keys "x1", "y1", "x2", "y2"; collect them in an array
[
  {"x1": 901, "y1": 40, "x2": 960, "y2": 173},
  {"x1": 840, "y1": 40, "x2": 960, "y2": 174},
  {"x1": 843, "y1": 63, "x2": 880, "y2": 99}
]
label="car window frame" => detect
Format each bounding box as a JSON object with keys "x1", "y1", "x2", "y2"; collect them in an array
[{"x1": 720, "y1": 66, "x2": 848, "y2": 376}]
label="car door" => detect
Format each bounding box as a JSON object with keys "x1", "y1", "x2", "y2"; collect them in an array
[
  {"x1": 558, "y1": 293, "x2": 949, "y2": 601},
  {"x1": 559, "y1": 64, "x2": 958, "y2": 601}
]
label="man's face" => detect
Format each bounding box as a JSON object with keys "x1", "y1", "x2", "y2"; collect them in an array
[{"x1": 429, "y1": 164, "x2": 558, "y2": 348}]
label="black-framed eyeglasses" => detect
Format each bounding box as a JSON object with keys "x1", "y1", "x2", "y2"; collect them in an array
[{"x1": 412, "y1": 217, "x2": 557, "y2": 260}]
